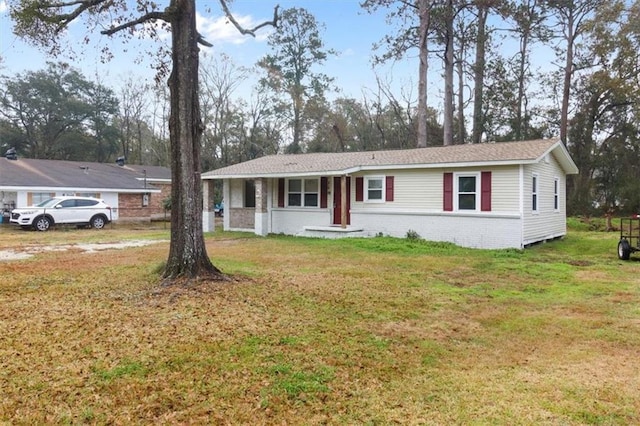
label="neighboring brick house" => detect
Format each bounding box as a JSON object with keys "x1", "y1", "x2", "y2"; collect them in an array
[
  {"x1": 115, "y1": 165, "x2": 172, "y2": 221},
  {"x1": 1, "y1": 154, "x2": 171, "y2": 223}
]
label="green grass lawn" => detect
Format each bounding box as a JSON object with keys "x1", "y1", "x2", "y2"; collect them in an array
[{"x1": 0, "y1": 222, "x2": 638, "y2": 424}]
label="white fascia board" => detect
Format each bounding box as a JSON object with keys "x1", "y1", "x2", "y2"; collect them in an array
[
  {"x1": 137, "y1": 178, "x2": 172, "y2": 183},
  {"x1": 202, "y1": 160, "x2": 536, "y2": 180},
  {"x1": 541, "y1": 141, "x2": 579, "y2": 174},
  {"x1": 1, "y1": 186, "x2": 160, "y2": 193},
  {"x1": 202, "y1": 171, "x2": 348, "y2": 180},
  {"x1": 349, "y1": 160, "x2": 535, "y2": 173}
]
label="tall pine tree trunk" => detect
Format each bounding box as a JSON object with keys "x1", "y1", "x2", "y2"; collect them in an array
[
  {"x1": 417, "y1": 0, "x2": 431, "y2": 148},
  {"x1": 164, "y1": 0, "x2": 224, "y2": 281},
  {"x1": 560, "y1": 11, "x2": 574, "y2": 144},
  {"x1": 443, "y1": 0, "x2": 454, "y2": 146},
  {"x1": 472, "y1": 5, "x2": 487, "y2": 144},
  {"x1": 515, "y1": 29, "x2": 529, "y2": 141}
]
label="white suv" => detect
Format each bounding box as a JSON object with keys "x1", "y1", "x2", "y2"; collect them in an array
[{"x1": 10, "y1": 196, "x2": 112, "y2": 231}]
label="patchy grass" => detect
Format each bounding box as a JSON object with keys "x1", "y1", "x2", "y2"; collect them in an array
[{"x1": 0, "y1": 223, "x2": 639, "y2": 424}]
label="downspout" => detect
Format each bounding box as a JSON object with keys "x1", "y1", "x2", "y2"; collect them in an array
[
  {"x1": 519, "y1": 164, "x2": 525, "y2": 248},
  {"x1": 341, "y1": 175, "x2": 347, "y2": 229}
]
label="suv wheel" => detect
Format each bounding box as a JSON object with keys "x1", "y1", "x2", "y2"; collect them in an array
[
  {"x1": 90, "y1": 215, "x2": 107, "y2": 229},
  {"x1": 33, "y1": 216, "x2": 52, "y2": 231}
]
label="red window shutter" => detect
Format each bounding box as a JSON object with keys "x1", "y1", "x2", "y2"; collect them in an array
[
  {"x1": 278, "y1": 178, "x2": 285, "y2": 208},
  {"x1": 481, "y1": 171, "x2": 492, "y2": 211},
  {"x1": 320, "y1": 177, "x2": 328, "y2": 208},
  {"x1": 355, "y1": 177, "x2": 364, "y2": 202},
  {"x1": 443, "y1": 172, "x2": 453, "y2": 211},
  {"x1": 385, "y1": 176, "x2": 394, "y2": 202}
]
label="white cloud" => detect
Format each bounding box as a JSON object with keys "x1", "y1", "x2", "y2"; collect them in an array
[
  {"x1": 340, "y1": 48, "x2": 355, "y2": 58},
  {"x1": 0, "y1": 1, "x2": 8, "y2": 14},
  {"x1": 196, "y1": 12, "x2": 271, "y2": 45}
]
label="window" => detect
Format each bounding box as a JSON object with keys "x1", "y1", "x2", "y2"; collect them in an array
[
  {"x1": 532, "y1": 174, "x2": 538, "y2": 212},
  {"x1": 287, "y1": 178, "x2": 318, "y2": 207},
  {"x1": 76, "y1": 193, "x2": 99, "y2": 198},
  {"x1": 304, "y1": 179, "x2": 319, "y2": 206},
  {"x1": 366, "y1": 177, "x2": 384, "y2": 201},
  {"x1": 31, "y1": 193, "x2": 53, "y2": 205},
  {"x1": 444, "y1": 172, "x2": 491, "y2": 212},
  {"x1": 244, "y1": 180, "x2": 256, "y2": 208},
  {"x1": 554, "y1": 178, "x2": 559, "y2": 211},
  {"x1": 456, "y1": 174, "x2": 478, "y2": 210}
]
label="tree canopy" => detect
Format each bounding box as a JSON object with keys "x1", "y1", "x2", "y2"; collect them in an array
[
  {"x1": 8, "y1": 0, "x2": 277, "y2": 283},
  {"x1": 5, "y1": 0, "x2": 640, "y2": 219},
  {"x1": 0, "y1": 62, "x2": 119, "y2": 161}
]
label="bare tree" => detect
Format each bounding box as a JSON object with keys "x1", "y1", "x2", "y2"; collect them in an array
[
  {"x1": 199, "y1": 53, "x2": 249, "y2": 170},
  {"x1": 10, "y1": 0, "x2": 277, "y2": 283},
  {"x1": 118, "y1": 76, "x2": 151, "y2": 164},
  {"x1": 505, "y1": 0, "x2": 550, "y2": 141},
  {"x1": 362, "y1": 0, "x2": 437, "y2": 148},
  {"x1": 545, "y1": 0, "x2": 605, "y2": 143}
]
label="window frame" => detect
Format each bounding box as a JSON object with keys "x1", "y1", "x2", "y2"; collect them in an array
[
  {"x1": 287, "y1": 178, "x2": 319, "y2": 208},
  {"x1": 454, "y1": 172, "x2": 480, "y2": 211},
  {"x1": 365, "y1": 176, "x2": 385, "y2": 202},
  {"x1": 553, "y1": 177, "x2": 560, "y2": 212},
  {"x1": 31, "y1": 192, "x2": 54, "y2": 205}
]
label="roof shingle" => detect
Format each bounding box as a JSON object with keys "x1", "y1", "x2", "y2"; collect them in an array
[
  {"x1": 202, "y1": 138, "x2": 578, "y2": 178},
  {"x1": 0, "y1": 157, "x2": 170, "y2": 190}
]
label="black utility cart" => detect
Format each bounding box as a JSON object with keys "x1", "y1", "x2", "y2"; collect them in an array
[{"x1": 618, "y1": 216, "x2": 640, "y2": 260}]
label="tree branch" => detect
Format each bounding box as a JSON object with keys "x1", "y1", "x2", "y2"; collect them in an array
[
  {"x1": 35, "y1": 0, "x2": 108, "y2": 33},
  {"x1": 218, "y1": 0, "x2": 279, "y2": 37},
  {"x1": 101, "y1": 11, "x2": 168, "y2": 36}
]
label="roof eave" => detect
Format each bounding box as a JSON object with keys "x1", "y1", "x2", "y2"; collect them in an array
[
  {"x1": 0, "y1": 185, "x2": 161, "y2": 193},
  {"x1": 540, "y1": 141, "x2": 580, "y2": 175},
  {"x1": 201, "y1": 159, "x2": 545, "y2": 179}
]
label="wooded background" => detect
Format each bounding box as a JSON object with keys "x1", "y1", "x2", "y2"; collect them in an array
[{"x1": 2, "y1": 1, "x2": 639, "y2": 217}]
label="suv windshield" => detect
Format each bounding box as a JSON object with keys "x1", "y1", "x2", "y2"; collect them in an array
[{"x1": 35, "y1": 198, "x2": 61, "y2": 208}]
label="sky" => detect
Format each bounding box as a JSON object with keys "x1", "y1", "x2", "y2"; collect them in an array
[{"x1": 0, "y1": 0, "x2": 421, "y2": 102}]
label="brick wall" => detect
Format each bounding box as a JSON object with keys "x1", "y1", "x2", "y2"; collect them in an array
[
  {"x1": 229, "y1": 207, "x2": 255, "y2": 229},
  {"x1": 118, "y1": 183, "x2": 171, "y2": 221}
]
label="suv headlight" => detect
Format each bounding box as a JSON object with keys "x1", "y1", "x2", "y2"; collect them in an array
[{"x1": 18, "y1": 210, "x2": 38, "y2": 215}]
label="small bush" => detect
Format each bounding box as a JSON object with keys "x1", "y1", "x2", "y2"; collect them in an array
[{"x1": 406, "y1": 229, "x2": 421, "y2": 241}]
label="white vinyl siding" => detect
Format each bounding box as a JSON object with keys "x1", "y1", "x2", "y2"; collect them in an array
[
  {"x1": 490, "y1": 167, "x2": 520, "y2": 212},
  {"x1": 522, "y1": 153, "x2": 567, "y2": 244},
  {"x1": 352, "y1": 170, "x2": 438, "y2": 210},
  {"x1": 350, "y1": 167, "x2": 520, "y2": 213}
]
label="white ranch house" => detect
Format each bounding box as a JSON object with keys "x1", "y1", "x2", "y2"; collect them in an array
[{"x1": 202, "y1": 139, "x2": 578, "y2": 249}]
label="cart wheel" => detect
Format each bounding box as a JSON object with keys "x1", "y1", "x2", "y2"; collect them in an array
[{"x1": 618, "y1": 239, "x2": 631, "y2": 260}]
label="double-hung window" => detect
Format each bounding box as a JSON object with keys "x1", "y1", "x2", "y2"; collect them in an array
[
  {"x1": 456, "y1": 173, "x2": 479, "y2": 210},
  {"x1": 365, "y1": 177, "x2": 384, "y2": 201},
  {"x1": 287, "y1": 178, "x2": 319, "y2": 207}
]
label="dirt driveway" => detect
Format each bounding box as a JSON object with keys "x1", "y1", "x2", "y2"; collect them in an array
[
  {"x1": 0, "y1": 239, "x2": 167, "y2": 261},
  {"x1": 0, "y1": 223, "x2": 169, "y2": 261}
]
